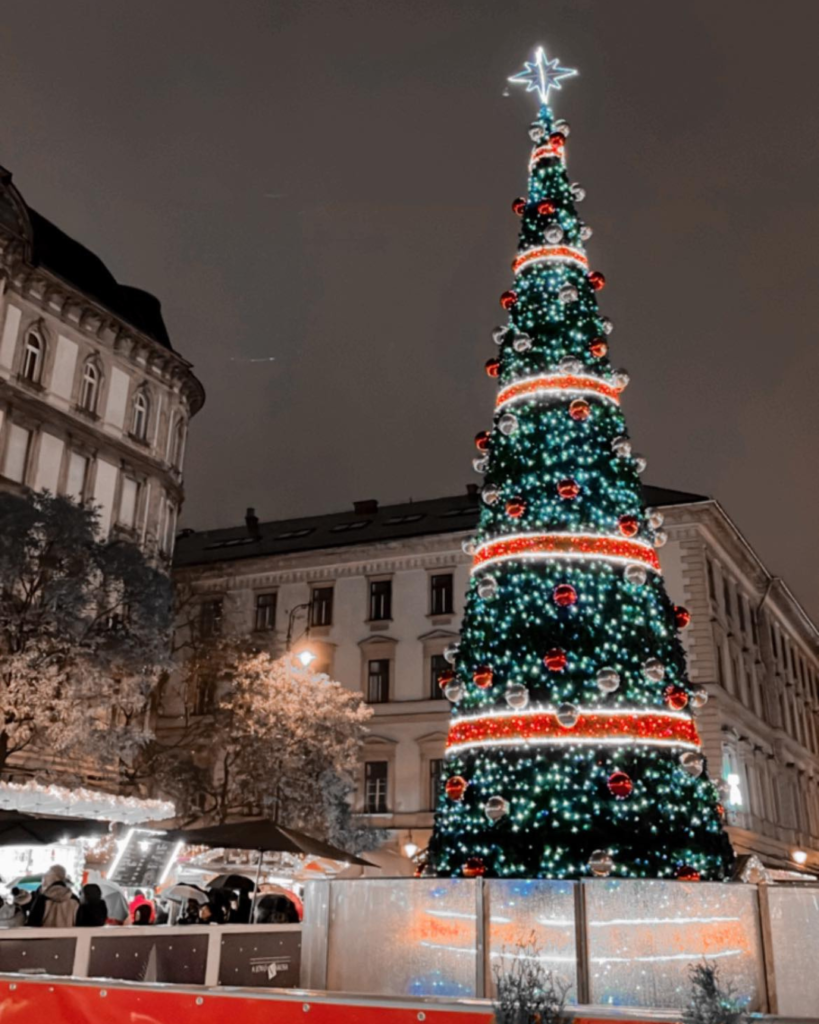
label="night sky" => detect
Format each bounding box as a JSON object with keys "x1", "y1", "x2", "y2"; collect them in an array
[{"x1": 2, "y1": 2, "x2": 818, "y2": 618}]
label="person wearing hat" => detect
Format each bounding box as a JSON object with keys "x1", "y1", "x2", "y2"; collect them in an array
[
  {"x1": 27, "y1": 866, "x2": 79, "y2": 928},
  {"x1": 0, "y1": 888, "x2": 31, "y2": 928}
]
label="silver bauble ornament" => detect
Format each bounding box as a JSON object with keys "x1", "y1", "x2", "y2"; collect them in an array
[
  {"x1": 612, "y1": 436, "x2": 632, "y2": 458},
  {"x1": 498, "y1": 412, "x2": 519, "y2": 436},
  {"x1": 553, "y1": 119, "x2": 570, "y2": 138},
  {"x1": 689, "y1": 683, "x2": 709, "y2": 709},
  {"x1": 472, "y1": 456, "x2": 489, "y2": 474},
  {"x1": 443, "y1": 642, "x2": 460, "y2": 664},
  {"x1": 493, "y1": 325, "x2": 511, "y2": 346},
  {"x1": 612, "y1": 369, "x2": 630, "y2": 390},
  {"x1": 596, "y1": 667, "x2": 621, "y2": 693},
  {"x1": 477, "y1": 575, "x2": 498, "y2": 600},
  {"x1": 558, "y1": 356, "x2": 583, "y2": 374},
  {"x1": 504, "y1": 683, "x2": 529, "y2": 709},
  {"x1": 462, "y1": 538, "x2": 477, "y2": 556},
  {"x1": 624, "y1": 563, "x2": 647, "y2": 586},
  {"x1": 646, "y1": 507, "x2": 664, "y2": 529},
  {"x1": 545, "y1": 225, "x2": 564, "y2": 244},
  {"x1": 634, "y1": 455, "x2": 648, "y2": 475},
  {"x1": 558, "y1": 285, "x2": 579, "y2": 304},
  {"x1": 556, "y1": 702, "x2": 579, "y2": 728},
  {"x1": 571, "y1": 183, "x2": 586, "y2": 202},
  {"x1": 680, "y1": 751, "x2": 704, "y2": 777},
  {"x1": 528, "y1": 122, "x2": 545, "y2": 142},
  {"x1": 444, "y1": 681, "x2": 464, "y2": 702},
  {"x1": 512, "y1": 332, "x2": 533, "y2": 353},
  {"x1": 579, "y1": 224, "x2": 593, "y2": 241},
  {"x1": 600, "y1": 316, "x2": 614, "y2": 335},
  {"x1": 589, "y1": 850, "x2": 614, "y2": 877},
  {"x1": 485, "y1": 795, "x2": 510, "y2": 822},
  {"x1": 643, "y1": 657, "x2": 665, "y2": 682},
  {"x1": 482, "y1": 485, "x2": 500, "y2": 506},
  {"x1": 653, "y1": 529, "x2": 668, "y2": 547}
]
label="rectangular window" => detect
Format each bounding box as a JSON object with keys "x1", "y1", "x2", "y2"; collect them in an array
[
  {"x1": 737, "y1": 595, "x2": 746, "y2": 636},
  {"x1": 429, "y1": 758, "x2": 444, "y2": 810},
  {"x1": 367, "y1": 659, "x2": 390, "y2": 703},
  {"x1": 118, "y1": 476, "x2": 139, "y2": 528},
  {"x1": 3, "y1": 424, "x2": 31, "y2": 484},
  {"x1": 750, "y1": 610, "x2": 758, "y2": 646},
  {"x1": 199, "y1": 598, "x2": 223, "y2": 638},
  {"x1": 310, "y1": 587, "x2": 334, "y2": 627},
  {"x1": 254, "y1": 592, "x2": 277, "y2": 632},
  {"x1": 430, "y1": 573, "x2": 454, "y2": 616},
  {"x1": 722, "y1": 576, "x2": 732, "y2": 619},
  {"x1": 364, "y1": 761, "x2": 388, "y2": 814},
  {"x1": 65, "y1": 451, "x2": 89, "y2": 502},
  {"x1": 430, "y1": 653, "x2": 449, "y2": 699},
  {"x1": 193, "y1": 674, "x2": 217, "y2": 716},
  {"x1": 369, "y1": 579, "x2": 392, "y2": 621},
  {"x1": 706, "y1": 557, "x2": 716, "y2": 601}
]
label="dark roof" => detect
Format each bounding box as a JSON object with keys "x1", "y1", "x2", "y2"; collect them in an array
[
  {"x1": 26, "y1": 208, "x2": 173, "y2": 350},
  {"x1": 173, "y1": 484, "x2": 709, "y2": 570}
]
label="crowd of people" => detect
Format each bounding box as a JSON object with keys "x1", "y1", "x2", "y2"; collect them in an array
[{"x1": 0, "y1": 865, "x2": 300, "y2": 928}]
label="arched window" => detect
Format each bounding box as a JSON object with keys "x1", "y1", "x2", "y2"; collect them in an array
[
  {"x1": 132, "y1": 389, "x2": 150, "y2": 440},
  {"x1": 171, "y1": 417, "x2": 186, "y2": 469},
  {"x1": 21, "y1": 332, "x2": 43, "y2": 383},
  {"x1": 80, "y1": 360, "x2": 100, "y2": 413}
]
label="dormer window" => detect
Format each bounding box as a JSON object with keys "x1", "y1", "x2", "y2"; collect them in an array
[
  {"x1": 80, "y1": 359, "x2": 100, "y2": 413},
  {"x1": 132, "y1": 389, "x2": 150, "y2": 441},
  {"x1": 21, "y1": 332, "x2": 43, "y2": 383}
]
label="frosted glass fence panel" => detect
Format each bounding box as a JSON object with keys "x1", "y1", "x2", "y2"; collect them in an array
[
  {"x1": 326, "y1": 878, "x2": 479, "y2": 997},
  {"x1": 584, "y1": 879, "x2": 764, "y2": 1010},
  {"x1": 486, "y1": 879, "x2": 578, "y2": 1003},
  {"x1": 766, "y1": 886, "x2": 819, "y2": 1018}
]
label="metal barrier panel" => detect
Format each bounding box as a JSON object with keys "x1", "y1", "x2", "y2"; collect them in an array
[
  {"x1": 302, "y1": 880, "x2": 330, "y2": 990},
  {"x1": 87, "y1": 931, "x2": 208, "y2": 985},
  {"x1": 0, "y1": 933, "x2": 76, "y2": 975},
  {"x1": 485, "y1": 879, "x2": 578, "y2": 1003},
  {"x1": 325, "y1": 878, "x2": 479, "y2": 997},
  {"x1": 583, "y1": 879, "x2": 765, "y2": 1010},
  {"x1": 765, "y1": 885, "x2": 819, "y2": 1018}
]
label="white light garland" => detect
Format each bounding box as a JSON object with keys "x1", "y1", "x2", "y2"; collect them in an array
[
  {"x1": 471, "y1": 532, "x2": 661, "y2": 573},
  {"x1": 0, "y1": 780, "x2": 175, "y2": 824},
  {"x1": 496, "y1": 373, "x2": 622, "y2": 411}
]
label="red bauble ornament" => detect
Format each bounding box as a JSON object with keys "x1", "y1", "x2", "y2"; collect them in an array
[
  {"x1": 607, "y1": 770, "x2": 633, "y2": 799},
  {"x1": 557, "y1": 478, "x2": 580, "y2": 500},
  {"x1": 677, "y1": 865, "x2": 701, "y2": 882},
  {"x1": 618, "y1": 514, "x2": 640, "y2": 538},
  {"x1": 500, "y1": 290, "x2": 518, "y2": 310},
  {"x1": 543, "y1": 648, "x2": 568, "y2": 672},
  {"x1": 548, "y1": 132, "x2": 565, "y2": 151},
  {"x1": 473, "y1": 665, "x2": 494, "y2": 689},
  {"x1": 437, "y1": 668, "x2": 456, "y2": 690},
  {"x1": 674, "y1": 605, "x2": 692, "y2": 630},
  {"x1": 716, "y1": 803, "x2": 726, "y2": 819},
  {"x1": 485, "y1": 357, "x2": 500, "y2": 379},
  {"x1": 589, "y1": 338, "x2": 608, "y2": 359},
  {"x1": 475, "y1": 430, "x2": 491, "y2": 453},
  {"x1": 537, "y1": 200, "x2": 556, "y2": 216},
  {"x1": 664, "y1": 684, "x2": 689, "y2": 711},
  {"x1": 553, "y1": 583, "x2": 578, "y2": 607},
  {"x1": 589, "y1": 270, "x2": 606, "y2": 291},
  {"x1": 569, "y1": 398, "x2": 591, "y2": 421},
  {"x1": 512, "y1": 197, "x2": 526, "y2": 216},
  {"x1": 506, "y1": 496, "x2": 526, "y2": 519},
  {"x1": 445, "y1": 776, "x2": 468, "y2": 801},
  {"x1": 463, "y1": 857, "x2": 486, "y2": 878}
]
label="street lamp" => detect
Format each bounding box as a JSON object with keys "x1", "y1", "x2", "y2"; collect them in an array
[
  {"x1": 286, "y1": 601, "x2": 316, "y2": 668},
  {"x1": 792, "y1": 849, "x2": 808, "y2": 865},
  {"x1": 297, "y1": 649, "x2": 316, "y2": 668}
]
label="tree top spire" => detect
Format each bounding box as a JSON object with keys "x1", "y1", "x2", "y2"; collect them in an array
[{"x1": 508, "y1": 46, "x2": 578, "y2": 106}]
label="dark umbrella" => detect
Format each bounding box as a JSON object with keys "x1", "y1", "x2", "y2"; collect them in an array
[
  {"x1": 0, "y1": 810, "x2": 109, "y2": 846},
  {"x1": 165, "y1": 820, "x2": 373, "y2": 918},
  {"x1": 207, "y1": 873, "x2": 256, "y2": 893}
]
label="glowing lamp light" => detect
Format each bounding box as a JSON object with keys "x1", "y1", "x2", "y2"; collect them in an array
[
  {"x1": 792, "y1": 849, "x2": 808, "y2": 865},
  {"x1": 403, "y1": 841, "x2": 419, "y2": 859},
  {"x1": 296, "y1": 649, "x2": 316, "y2": 668}
]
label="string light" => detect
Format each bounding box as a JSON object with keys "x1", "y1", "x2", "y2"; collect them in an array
[
  {"x1": 512, "y1": 245, "x2": 588, "y2": 274},
  {"x1": 496, "y1": 374, "x2": 622, "y2": 410},
  {"x1": 471, "y1": 533, "x2": 662, "y2": 573}
]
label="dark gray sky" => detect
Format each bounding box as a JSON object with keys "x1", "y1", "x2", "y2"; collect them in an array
[{"x1": 3, "y1": 1, "x2": 818, "y2": 618}]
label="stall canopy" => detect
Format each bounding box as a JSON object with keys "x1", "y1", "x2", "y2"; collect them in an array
[{"x1": 0, "y1": 810, "x2": 109, "y2": 846}]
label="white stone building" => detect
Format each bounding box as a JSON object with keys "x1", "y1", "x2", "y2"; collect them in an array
[
  {"x1": 173, "y1": 486, "x2": 819, "y2": 876},
  {"x1": 0, "y1": 165, "x2": 204, "y2": 557}
]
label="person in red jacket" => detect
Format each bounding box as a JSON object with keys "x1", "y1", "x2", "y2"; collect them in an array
[{"x1": 128, "y1": 890, "x2": 155, "y2": 924}]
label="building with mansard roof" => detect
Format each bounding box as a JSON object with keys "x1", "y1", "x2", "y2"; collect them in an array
[
  {"x1": 0, "y1": 164, "x2": 204, "y2": 557},
  {"x1": 172, "y1": 484, "x2": 819, "y2": 876}
]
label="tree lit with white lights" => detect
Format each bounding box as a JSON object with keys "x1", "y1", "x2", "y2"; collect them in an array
[{"x1": 427, "y1": 48, "x2": 734, "y2": 881}]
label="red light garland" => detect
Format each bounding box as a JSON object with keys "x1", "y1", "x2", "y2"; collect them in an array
[
  {"x1": 472, "y1": 533, "x2": 662, "y2": 572},
  {"x1": 446, "y1": 708, "x2": 701, "y2": 755},
  {"x1": 496, "y1": 374, "x2": 622, "y2": 410},
  {"x1": 529, "y1": 141, "x2": 565, "y2": 170},
  {"x1": 512, "y1": 245, "x2": 589, "y2": 274}
]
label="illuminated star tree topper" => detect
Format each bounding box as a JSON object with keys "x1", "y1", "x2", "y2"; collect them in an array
[{"x1": 508, "y1": 46, "x2": 578, "y2": 105}]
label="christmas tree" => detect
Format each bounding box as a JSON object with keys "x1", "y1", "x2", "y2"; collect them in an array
[{"x1": 428, "y1": 48, "x2": 734, "y2": 881}]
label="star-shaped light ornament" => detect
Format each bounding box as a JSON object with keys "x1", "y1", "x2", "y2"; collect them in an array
[{"x1": 508, "y1": 46, "x2": 578, "y2": 106}]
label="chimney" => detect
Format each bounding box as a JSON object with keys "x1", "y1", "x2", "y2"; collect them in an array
[
  {"x1": 465, "y1": 484, "x2": 479, "y2": 498},
  {"x1": 353, "y1": 499, "x2": 379, "y2": 514},
  {"x1": 245, "y1": 507, "x2": 261, "y2": 540}
]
